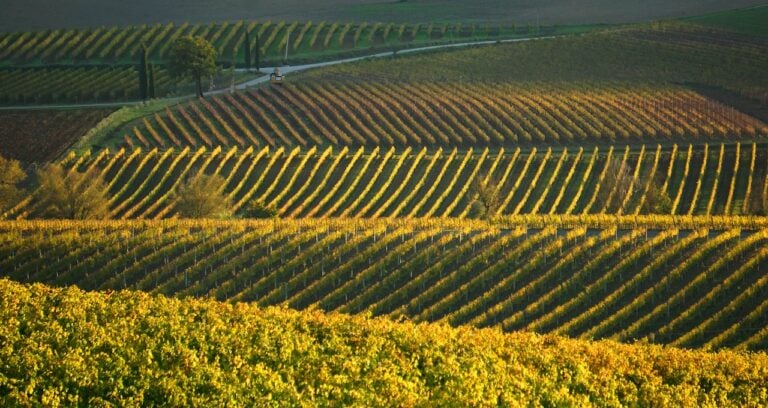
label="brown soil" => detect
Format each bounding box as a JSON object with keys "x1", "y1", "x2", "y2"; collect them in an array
[{"x1": 0, "y1": 109, "x2": 113, "y2": 163}]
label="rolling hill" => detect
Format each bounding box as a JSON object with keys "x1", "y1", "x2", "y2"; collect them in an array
[
  {"x1": 3, "y1": 217, "x2": 768, "y2": 351},
  {"x1": 5, "y1": 142, "x2": 766, "y2": 219}
]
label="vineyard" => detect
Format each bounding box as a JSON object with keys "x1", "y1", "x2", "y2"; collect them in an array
[
  {"x1": 0, "y1": 20, "x2": 518, "y2": 67},
  {"x1": 0, "y1": 109, "x2": 113, "y2": 163},
  {"x1": 3, "y1": 3, "x2": 768, "y2": 404},
  {"x1": 0, "y1": 66, "x2": 176, "y2": 104},
  {"x1": 4, "y1": 279, "x2": 768, "y2": 406},
  {"x1": 0, "y1": 67, "x2": 258, "y2": 105},
  {"x1": 5, "y1": 143, "x2": 766, "y2": 219},
  {"x1": 119, "y1": 82, "x2": 768, "y2": 149},
  {"x1": 297, "y1": 23, "x2": 768, "y2": 100},
  {"x1": 2, "y1": 218, "x2": 768, "y2": 352}
]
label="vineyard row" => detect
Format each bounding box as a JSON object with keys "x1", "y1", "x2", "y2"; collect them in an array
[
  {"x1": 0, "y1": 66, "x2": 178, "y2": 104},
  {"x1": 0, "y1": 20, "x2": 511, "y2": 65},
  {"x1": 1, "y1": 218, "x2": 767, "y2": 351},
  {"x1": 6, "y1": 143, "x2": 767, "y2": 220},
  {"x1": 124, "y1": 82, "x2": 768, "y2": 149}
]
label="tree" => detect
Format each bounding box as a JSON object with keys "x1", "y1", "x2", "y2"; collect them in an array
[
  {"x1": 595, "y1": 156, "x2": 633, "y2": 212},
  {"x1": 168, "y1": 36, "x2": 218, "y2": 98},
  {"x1": 642, "y1": 182, "x2": 673, "y2": 214},
  {"x1": 243, "y1": 27, "x2": 252, "y2": 70},
  {"x1": 148, "y1": 63, "x2": 157, "y2": 99},
  {"x1": 0, "y1": 155, "x2": 26, "y2": 212},
  {"x1": 749, "y1": 188, "x2": 767, "y2": 216},
  {"x1": 35, "y1": 165, "x2": 110, "y2": 219},
  {"x1": 138, "y1": 44, "x2": 149, "y2": 100},
  {"x1": 468, "y1": 174, "x2": 501, "y2": 220},
  {"x1": 174, "y1": 174, "x2": 232, "y2": 218},
  {"x1": 238, "y1": 200, "x2": 278, "y2": 219},
  {"x1": 254, "y1": 34, "x2": 260, "y2": 72}
]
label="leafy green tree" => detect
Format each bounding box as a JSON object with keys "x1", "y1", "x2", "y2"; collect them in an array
[
  {"x1": 174, "y1": 174, "x2": 232, "y2": 218},
  {"x1": 35, "y1": 165, "x2": 110, "y2": 219},
  {"x1": 168, "y1": 36, "x2": 218, "y2": 98},
  {"x1": 0, "y1": 155, "x2": 26, "y2": 212}
]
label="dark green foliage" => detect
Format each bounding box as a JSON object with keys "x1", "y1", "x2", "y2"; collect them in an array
[
  {"x1": 643, "y1": 183, "x2": 674, "y2": 215},
  {"x1": 244, "y1": 26, "x2": 252, "y2": 70},
  {"x1": 148, "y1": 63, "x2": 156, "y2": 99},
  {"x1": 168, "y1": 36, "x2": 218, "y2": 98},
  {"x1": 254, "y1": 34, "x2": 260, "y2": 71},
  {"x1": 138, "y1": 44, "x2": 149, "y2": 100},
  {"x1": 238, "y1": 200, "x2": 278, "y2": 219}
]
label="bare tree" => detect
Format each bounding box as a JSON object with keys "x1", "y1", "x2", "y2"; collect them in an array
[
  {"x1": 749, "y1": 187, "x2": 767, "y2": 216},
  {"x1": 595, "y1": 156, "x2": 634, "y2": 212}
]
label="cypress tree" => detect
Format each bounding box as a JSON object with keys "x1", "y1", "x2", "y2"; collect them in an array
[
  {"x1": 148, "y1": 63, "x2": 156, "y2": 99},
  {"x1": 254, "y1": 34, "x2": 260, "y2": 71},
  {"x1": 243, "y1": 26, "x2": 252, "y2": 70},
  {"x1": 138, "y1": 44, "x2": 149, "y2": 100}
]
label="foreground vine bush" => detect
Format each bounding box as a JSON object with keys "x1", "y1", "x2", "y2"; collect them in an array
[{"x1": 1, "y1": 279, "x2": 767, "y2": 407}]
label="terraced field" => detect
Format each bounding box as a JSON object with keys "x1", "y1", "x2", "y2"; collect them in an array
[
  {"x1": 5, "y1": 143, "x2": 766, "y2": 219},
  {"x1": 120, "y1": 82, "x2": 768, "y2": 149},
  {"x1": 3, "y1": 217, "x2": 767, "y2": 351}
]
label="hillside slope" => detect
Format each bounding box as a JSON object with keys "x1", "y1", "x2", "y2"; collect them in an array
[
  {"x1": 2, "y1": 218, "x2": 768, "y2": 350},
  {"x1": 118, "y1": 83, "x2": 767, "y2": 150},
  {"x1": 6, "y1": 143, "x2": 766, "y2": 219},
  {"x1": 296, "y1": 23, "x2": 768, "y2": 101},
  {"x1": 2, "y1": 278, "x2": 768, "y2": 406},
  {"x1": 0, "y1": 109, "x2": 112, "y2": 163}
]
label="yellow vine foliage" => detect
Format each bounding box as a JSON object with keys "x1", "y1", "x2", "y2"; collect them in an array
[{"x1": 2, "y1": 279, "x2": 767, "y2": 407}]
